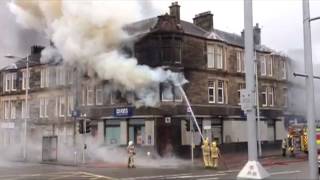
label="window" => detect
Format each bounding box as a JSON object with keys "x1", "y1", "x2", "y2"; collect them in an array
[
  {"x1": 22, "y1": 70, "x2": 29, "y2": 90},
  {"x1": 236, "y1": 51, "x2": 244, "y2": 72},
  {"x1": 66, "y1": 69, "x2": 73, "y2": 85},
  {"x1": 217, "y1": 80, "x2": 224, "y2": 104},
  {"x1": 5, "y1": 74, "x2": 11, "y2": 92},
  {"x1": 208, "y1": 80, "x2": 215, "y2": 103},
  {"x1": 10, "y1": 101, "x2": 16, "y2": 119},
  {"x1": 161, "y1": 83, "x2": 173, "y2": 102},
  {"x1": 237, "y1": 83, "x2": 246, "y2": 104},
  {"x1": 11, "y1": 73, "x2": 17, "y2": 91},
  {"x1": 174, "y1": 86, "x2": 183, "y2": 102},
  {"x1": 4, "y1": 101, "x2": 10, "y2": 120},
  {"x1": 267, "y1": 56, "x2": 273, "y2": 76},
  {"x1": 54, "y1": 97, "x2": 59, "y2": 117},
  {"x1": 281, "y1": 60, "x2": 286, "y2": 79},
  {"x1": 260, "y1": 56, "x2": 266, "y2": 76},
  {"x1": 105, "y1": 120, "x2": 120, "y2": 145},
  {"x1": 87, "y1": 86, "x2": 94, "y2": 105},
  {"x1": 261, "y1": 86, "x2": 267, "y2": 107},
  {"x1": 59, "y1": 96, "x2": 65, "y2": 117},
  {"x1": 128, "y1": 119, "x2": 145, "y2": 145},
  {"x1": 161, "y1": 38, "x2": 182, "y2": 64},
  {"x1": 81, "y1": 87, "x2": 86, "y2": 106},
  {"x1": 67, "y1": 95, "x2": 73, "y2": 116},
  {"x1": 216, "y1": 46, "x2": 223, "y2": 69},
  {"x1": 283, "y1": 88, "x2": 288, "y2": 107},
  {"x1": 96, "y1": 87, "x2": 103, "y2": 105},
  {"x1": 207, "y1": 44, "x2": 215, "y2": 68},
  {"x1": 40, "y1": 97, "x2": 48, "y2": 118},
  {"x1": 268, "y1": 87, "x2": 274, "y2": 106},
  {"x1": 40, "y1": 68, "x2": 49, "y2": 88},
  {"x1": 110, "y1": 91, "x2": 114, "y2": 105},
  {"x1": 56, "y1": 67, "x2": 65, "y2": 86}
]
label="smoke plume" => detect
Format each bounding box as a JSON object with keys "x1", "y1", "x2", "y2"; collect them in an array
[{"x1": 9, "y1": 0, "x2": 186, "y2": 106}]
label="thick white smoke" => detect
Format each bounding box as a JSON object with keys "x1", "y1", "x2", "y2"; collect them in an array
[{"x1": 9, "y1": 0, "x2": 186, "y2": 106}]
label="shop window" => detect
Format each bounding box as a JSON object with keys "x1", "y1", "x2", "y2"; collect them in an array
[
  {"x1": 105, "y1": 120, "x2": 120, "y2": 145},
  {"x1": 128, "y1": 119, "x2": 145, "y2": 145}
]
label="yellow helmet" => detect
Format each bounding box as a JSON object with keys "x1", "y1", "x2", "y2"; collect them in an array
[{"x1": 212, "y1": 141, "x2": 217, "y2": 147}]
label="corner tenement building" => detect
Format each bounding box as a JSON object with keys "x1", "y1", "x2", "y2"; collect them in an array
[{"x1": 0, "y1": 2, "x2": 288, "y2": 160}]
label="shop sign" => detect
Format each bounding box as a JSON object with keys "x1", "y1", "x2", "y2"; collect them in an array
[{"x1": 113, "y1": 107, "x2": 133, "y2": 117}]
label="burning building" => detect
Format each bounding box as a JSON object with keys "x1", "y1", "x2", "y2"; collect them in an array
[{"x1": 0, "y1": 1, "x2": 288, "y2": 161}]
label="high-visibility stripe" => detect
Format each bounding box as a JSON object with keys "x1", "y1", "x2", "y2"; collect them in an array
[{"x1": 317, "y1": 140, "x2": 320, "y2": 145}]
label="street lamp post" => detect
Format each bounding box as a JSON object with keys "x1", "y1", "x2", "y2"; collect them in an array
[
  {"x1": 302, "y1": 0, "x2": 320, "y2": 179},
  {"x1": 4, "y1": 55, "x2": 29, "y2": 161}
]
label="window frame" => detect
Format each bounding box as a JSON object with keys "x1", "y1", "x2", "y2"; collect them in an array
[
  {"x1": 217, "y1": 80, "x2": 224, "y2": 104},
  {"x1": 268, "y1": 87, "x2": 274, "y2": 107},
  {"x1": 59, "y1": 96, "x2": 65, "y2": 117},
  {"x1": 22, "y1": 70, "x2": 29, "y2": 90},
  {"x1": 216, "y1": 46, "x2": 223, "y2": 69},
  {"x1": 161, "y1": 83, "x2": 174, "y2": 102},
  {"x1": 261, "y1": 86, "x2": 268, "y2": 107},
  {"x1": 96, "y1": 87, "x2": 103, "y2": 105},
  {"x1": 11, "y1": 73, "x2": 17, "y2": 91},
  {"x1": 281, "y1": 60, "x2": 286, "y2": 79},
  {"x1": 67, "y1": 95, "x2": 74, "y2": 117},
  {"x1": 267, "y1": 56, "x2": 273, "y2": 77},
  {"x1": 10, "y1": 101, "x2": 16, "y2": 119},
  {"x1": 208, "y1": 80, "x2": 215, "y2": 104},
  {"x1": 87, "y1": 86, "x2": 94, "y2": 106},
  {"x1": 207, "y1": 44, "x2": 215, "y2": 69},
  {"x1": 5, "y1": 74, "x2": 11, "y2": 92},
  {"x1": 260, "y1": 56, "x2": 267, "y2": 76}
]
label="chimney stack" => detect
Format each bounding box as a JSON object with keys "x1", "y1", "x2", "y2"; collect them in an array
[
  {"x1": 241, "y1": 23, "x2": 261, "y2": 46},
  {"x1": 193, "y1": 11, "x2": 214, "y2": 31},
  {"x1": 169, "y1": 2, "x2": 180, "y2": 23},
  {"x1": 253, "y1": 23, "x2": 261, "y2": 45}
]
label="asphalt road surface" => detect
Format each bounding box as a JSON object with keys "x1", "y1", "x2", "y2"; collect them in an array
[{"x1": 0, "y1": 160, "x2": 314, "y2": 179}]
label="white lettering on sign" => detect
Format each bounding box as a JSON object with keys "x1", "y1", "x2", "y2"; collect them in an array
[{"x1": 116, "y1": 108, "x2": 128, "y2": 115}]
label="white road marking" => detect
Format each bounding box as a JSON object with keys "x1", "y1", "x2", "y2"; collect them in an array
[
  {"x1": 270, "y1": 170, "x2": 302, "y2": 175},
  {"x1": 165, "y1": 173, "x2": 226, "y2": 179},
  {"x1": 120, "y1": 173, "x2": 193, "y2": 180},
  {"x1": 197, "y1": 178, "x2": 219, "y2": 180}
]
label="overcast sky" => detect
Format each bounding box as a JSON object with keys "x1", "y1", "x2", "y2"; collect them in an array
[{"x1": 0, "y1": 0, "x2": 319, "y2": 67}]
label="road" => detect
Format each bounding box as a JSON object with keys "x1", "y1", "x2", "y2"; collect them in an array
[{"x1": 0, "y1": 160, "x2": 314, "y2": 179}]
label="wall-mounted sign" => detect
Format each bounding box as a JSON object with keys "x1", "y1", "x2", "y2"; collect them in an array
[
  {"x1": 113, "y1": 107, "x2": 133, "y2": 117},
  {"x1": 165, "y1": 117, "x2": 171, "y2": 124}
]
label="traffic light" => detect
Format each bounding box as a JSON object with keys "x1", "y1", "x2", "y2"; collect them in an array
[
  {"x1": 85, "y1": 120, "x2": 91, "y2": 133},
  {"x1": 78, "y1": 119, "x2": 84, "y2": 134}
]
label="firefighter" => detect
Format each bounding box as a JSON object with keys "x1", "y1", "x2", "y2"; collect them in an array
[
  {"x1": 201, "y1": 137, "x2": 211, "y2": 168},
  {"x1": 287, "y1": 134, "x2": 295, "y2": 157},
  {"x1": 210, "y1": 141, "x2": 220, "y2": 169},
  {"x1": 281, "y1": 138, "x2": 287, "y2": 157},
  {"x1": 127, "y1": 141, "x2": 136, "y2": 168}
]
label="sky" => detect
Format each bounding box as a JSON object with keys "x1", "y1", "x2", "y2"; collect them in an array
[{"x1": 0, "y1": 0, "x2": 320, "y2": 67}]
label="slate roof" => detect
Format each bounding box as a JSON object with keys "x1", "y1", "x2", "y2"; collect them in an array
[{"x1": 125, "y1": 16, "x2": 276, "y2": 53}]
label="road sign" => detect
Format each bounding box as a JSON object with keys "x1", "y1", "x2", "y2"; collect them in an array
[
  {"x1": 240, "y1": 89, "x2": 255, "y2": 112},
  {"x1": 72, "y1": 110, "x2": 80, "y2": 118}
]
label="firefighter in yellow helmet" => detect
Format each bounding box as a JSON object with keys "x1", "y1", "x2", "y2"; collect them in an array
[
  {"x1": 127, "y1": 141, "x2": 136, "y2": 168},
  {"x1": 210, "y1": 141, "x2": 220, "y2": 169},
  {"x1": 201, "y1": 137, "x2": 211, "y2": 168},
  {"x1": 287, "y1": 134, "x2": 295, "y2": 157}
]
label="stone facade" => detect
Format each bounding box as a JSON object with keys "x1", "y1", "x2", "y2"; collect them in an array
[{"x1": 0, "y1": 2, "x2": 289, "y2": 160}]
